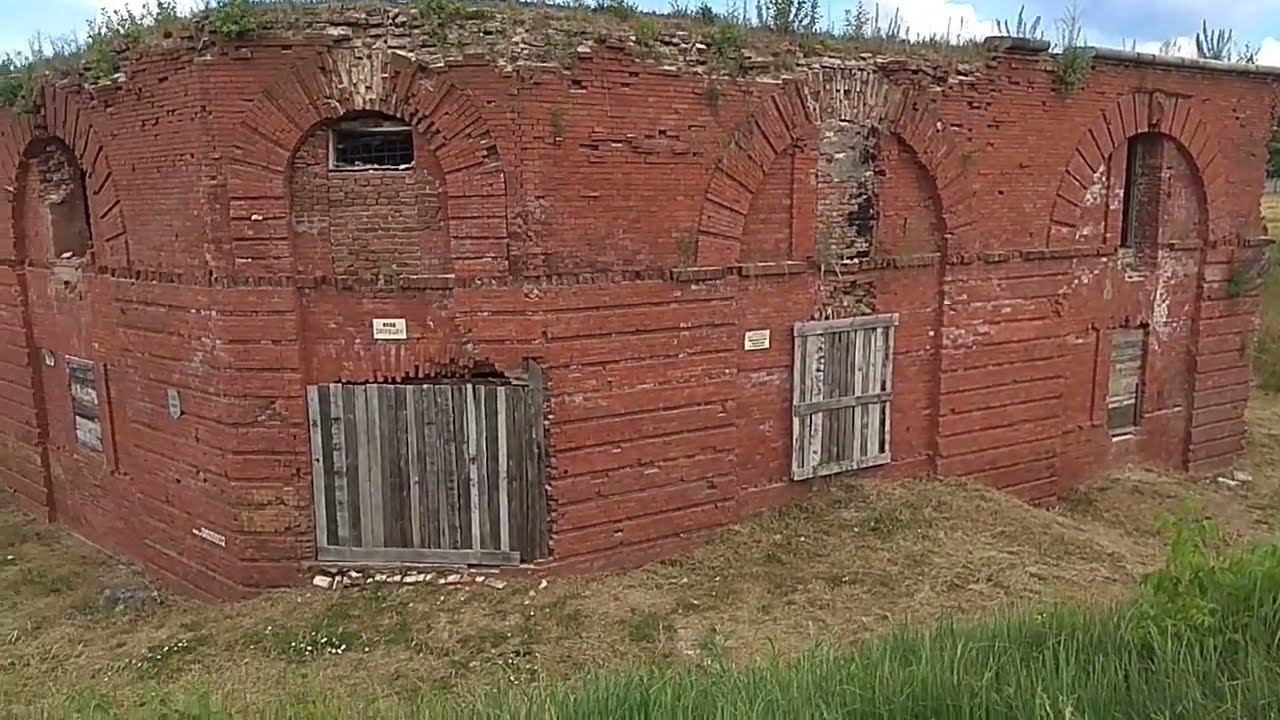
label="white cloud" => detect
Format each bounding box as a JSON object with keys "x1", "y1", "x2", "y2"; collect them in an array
[
  {"x1": 875, "y1": 0, "x2": 993, "y2": 41},
  {"x1": 1260, "y1": 37, "x2": 1280, "y2": 65},
  {"x1": 1132, "y1": 36, "x2": 1197, "y2": 57}
]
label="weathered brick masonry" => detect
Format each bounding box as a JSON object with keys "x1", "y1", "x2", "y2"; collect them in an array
[{"x1": 0, "y1": 16, "x2": 1276, "y2": 598}]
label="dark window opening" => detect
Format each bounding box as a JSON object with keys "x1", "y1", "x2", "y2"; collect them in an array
[
  {"x1": 67, "y1": 357, "x2": 102, "y2": 452},
  {"x1": 1107, "y1": 328, "x2": 1146, "y2": 436},
  {"x1": 330, "y1": 117, "x2": 414, "y2": 171},
  {"x1": 25, "y1": 140, "x2": 93, "y2": 260},
  {"x1": 1119, "y1": 134, "x2": 1161, "y2": 258}
]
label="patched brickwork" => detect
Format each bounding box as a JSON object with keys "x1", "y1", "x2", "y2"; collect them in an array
[
  {"x1": 289, "y1": 116, "x2": 450, "y2": 280},
  {"x1": 0, "y1": 25, "x2": 1276, "y2": 599}
]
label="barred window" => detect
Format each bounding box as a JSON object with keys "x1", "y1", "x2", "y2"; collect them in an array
[{"x1": 330, "y1": 118, "x2": 414, "y2": 171}]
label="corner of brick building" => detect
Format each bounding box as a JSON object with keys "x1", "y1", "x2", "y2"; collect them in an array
[{"x1": 0, "y1": 29, "x2": 1277, "y2": 598}]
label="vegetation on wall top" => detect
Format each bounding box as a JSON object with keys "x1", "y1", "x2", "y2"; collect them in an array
[{"x1": 0, "y1": 0, "x2": 1269, "y2": 114}]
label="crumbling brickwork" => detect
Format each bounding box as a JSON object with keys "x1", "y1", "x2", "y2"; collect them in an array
[{"x1": 0, "y1": 21, "x2": 1276, "y2": 599}]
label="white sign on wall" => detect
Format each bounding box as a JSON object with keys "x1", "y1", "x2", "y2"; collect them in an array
[
  {"x1": 372, "y1": 318, "x2": 408, "y2": 340},
  {"x1": 744, "y1": 329, "x2": 772, "y2": 351},
  {"x1": 193, "y1": 527, "x2": 227, "y2": 548}
]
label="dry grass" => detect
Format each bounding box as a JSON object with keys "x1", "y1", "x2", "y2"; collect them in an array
[{"x1": 3, "y1": 393, "x2": 1280, "y2": 714}]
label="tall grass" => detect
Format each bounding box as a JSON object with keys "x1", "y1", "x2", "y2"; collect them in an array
[{"x1": 40, "y1": 514, "x2": 1280, "y2": 719}]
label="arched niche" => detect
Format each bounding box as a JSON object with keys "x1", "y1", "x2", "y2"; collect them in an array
[
  {"x1": 288, "y1": 110, "x2": 450, "y2": 281},
  {"x1": 229, "y1": 50, "x2": 508, "y2": 279},
  {"x1": 16, "y1": 137, "x2": 93, "y2": 263}
]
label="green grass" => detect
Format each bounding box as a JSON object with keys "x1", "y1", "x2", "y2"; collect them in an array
[{"x1": 23, "y1": 514, "x2": 1280, "y2": 719}]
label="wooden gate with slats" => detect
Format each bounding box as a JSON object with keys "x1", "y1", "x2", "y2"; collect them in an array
[
  {"x1": 792, "y1": 314, "x2": 897, "y2": 480},
  {"x1": 307, "y1": 371, "x2": 549, "y2": 566}
]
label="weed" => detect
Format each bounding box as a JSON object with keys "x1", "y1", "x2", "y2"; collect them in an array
[
  {"x1": 415, "y1": 0, "x2": 468, "y2": 44},
  {"x1": 842, "y1": 1, "x2": 904, "y2": 42},
  {"x1": 132, "y1": 635, "x2": 203, "y2": 677},
  {"x1": 0, "y1": 56, "x2": 38, "y2": 114},
  {"x1": 1053, "y1": 0, "x2": 1090, "y2": 91},
  {"x1": 1055, "y1": 48, "x2": 1091, "y2": 91},
  {"x1": 706, "y1": 21, "x2": 746, "y2": 75},
  {"x1": 207, "y1": 0, "x2": 260, "y2": 39},
  {"x1": 633, "y1": 17, "x2": 661, "y2": 47},
  {"x1": 996, "y1": 5, "x2": 1043, "y2": 40},
  {"x1": 703, "y1": 83, "x2": 723, "y2": 110},
  {"x1": 694, "y1": 1, "x2": 719, "y2": 25},
  {"x1": 1195, "y1": 20, "x2": 1233, "y2": 61},
  {"x1": 16, "y1": 565, "x2": 80, "y2": 595},
  {"x1": 626, "y1": 610, "x2": 672, "y2": 644},
  {"x1": 755, "y1": 0, "x2": 821, "y2": 35},
  {"x1": 594, "y1": 0, "x2": 638, "y2": 21},
  {"x1": 697, "y1": 627, "x2": 728, "y2": 666},
  {"x1": 549, "y1": 107, "x2": 566, "y2": 139},
  {"x1": 676, "y1": 234, "x2": 698, "y2": 265}
]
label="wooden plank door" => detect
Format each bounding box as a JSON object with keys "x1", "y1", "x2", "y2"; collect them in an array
[{"x1": 308, "y1": 375, "x2": 549, "y2": 566}]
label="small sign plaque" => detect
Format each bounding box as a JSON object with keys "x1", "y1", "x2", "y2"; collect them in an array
[
  {"x1": 744, "y1": 329, "x2": 771, "y2": 351},
  {"x1": 372, "y1": 318, "x2": 408, "y2": 341},
  {"x1": 193, "y1": 527, "x2": 227, "y2": 548},
  {"x1": 167, "y1": 388, "x2": 182, "y2": 419}
]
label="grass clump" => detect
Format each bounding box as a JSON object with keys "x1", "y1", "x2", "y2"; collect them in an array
[
  {"x1": 207, "y1": 0, "x2": 260, "y2": 39},
  {"x1": 1053, "y1": 0, "x2": 1091, "y2": 91},
  {"x1": 594, "y1": 0, "x2": 638, "y2": 21}
]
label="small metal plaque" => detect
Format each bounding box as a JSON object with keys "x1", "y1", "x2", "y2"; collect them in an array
[
  {"x1": 372, "y1": 318, "x2": 408, "y2": 340},
  {"x1": 744, "y1": 329, "x2": 771, "y2": 351},
  {"x1": 167, "y1": 388, "x2": 182, "y2": 419},
  {"x1": 193, "y1": 527, "x2": 227, "y2": 548}
]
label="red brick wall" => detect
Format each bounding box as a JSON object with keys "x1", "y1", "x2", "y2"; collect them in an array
[
  {"x1": 0, "y1": 39, "x2": 1275, "y2": 598},
  {"x1": 289, "y1": 121, "x2": 449, "y2": 279}
]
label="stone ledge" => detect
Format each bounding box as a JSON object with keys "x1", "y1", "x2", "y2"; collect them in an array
[{"x1": 1088, "y1": 47, "x2": 1280, "y2": 78}]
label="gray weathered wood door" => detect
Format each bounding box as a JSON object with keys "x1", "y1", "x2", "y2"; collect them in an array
[
  {"x1": 792, "y1": 314, "x2": 896, "y2": 480},
  {"x1": 307, "y1": 374, "x2": 549, "y2": 566}
]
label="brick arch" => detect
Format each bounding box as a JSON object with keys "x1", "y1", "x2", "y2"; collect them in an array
[
  {"x1": 227, "y1": 50, "x2": 508, "y2": 278},
  {"x1": 1047, "y1": 91, "x2": 1221, "y2": 248},
  {"x1": 694, "y1": 81, "x2": 814, "y2": 266},
  {"x1": 0, "y1": 90, "x2": 129, "y2": 268},
  {"x1": 694, "y1": 70, "x2": 970, "y2": 266},
  {"x1": 814, "y1": 70, "x2": 967, "y2": 258}
]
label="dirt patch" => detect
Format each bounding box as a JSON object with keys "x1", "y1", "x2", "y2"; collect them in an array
[{"x1": 3, "y1": 393, "x2": 1280, "y2": 713}]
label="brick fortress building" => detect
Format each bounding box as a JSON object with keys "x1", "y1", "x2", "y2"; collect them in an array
[{"x1": 0, "y1": 6, "x2": 1276, "y2": 598}]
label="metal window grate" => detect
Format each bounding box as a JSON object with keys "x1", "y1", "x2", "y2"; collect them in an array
[
  {"x1": 331, "y1": 126, "x2": 414, "y2": 170},
  {"x1": 792, "y1": 314, "x2": 896, "y2": 480}
]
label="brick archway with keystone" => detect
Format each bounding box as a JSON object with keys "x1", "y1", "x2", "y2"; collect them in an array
[
  {"x1": 692, "y1": 69, "x2": 973, "y2": 267},
  {"x1": 226, "y1": 49, "x2": 510, "y2": 280}
]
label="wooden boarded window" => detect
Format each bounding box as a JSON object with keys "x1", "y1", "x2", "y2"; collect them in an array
[
  {"x1": 792, "y1": 315, "x2": 896, "y2": 480},
  {"x1": 1107, "y1": 328, "x2": 1146, "y2": 435},
  {"x1": 67, "y1": 357, "x2": 101, "y2": 452},
  {"x1": 307, "y1": 373, "x2": 549, "y2": 566}
]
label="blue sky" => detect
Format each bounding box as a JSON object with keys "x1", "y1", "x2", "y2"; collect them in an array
[{"x1": 4, "y1": 0, "x2": 1280, "y2": 63}]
